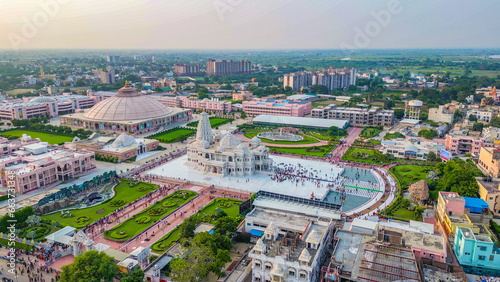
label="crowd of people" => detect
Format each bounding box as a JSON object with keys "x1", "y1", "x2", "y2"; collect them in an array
[{"x1": 1, "y1": 246, "x2": 60, "y2": 281}]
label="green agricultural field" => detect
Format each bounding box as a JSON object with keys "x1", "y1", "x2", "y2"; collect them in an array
[
  {"x1": 104, "y1": 190, "x2": 198, "y2": 242},
  {"x1": 186, "y1": 117, "x2": 233, "y2": 128},
  {"x1": 150, "y1": 128, "x2": 196, "y2": 143},
  {"x1": 269, "y1": 145, "x2": 335, "y2": 158},
  {"x1": 391, "y1": 165, "x2": 434, "y2": 188},
  {"x1": 0, "y1": 130, "x2": 74, "y2": 144},
  {"x1": 360, "y1": 126, "x2": 383, "y2": 138},
  {"x1": 243, "y1": 132, "x2": 320, "y2": 145},
  {"x1": 151, "y1": 198, "x2": 242, "y2": 253},
  {"x1": 43, "y1": 179, "x2": 158, "y2": 229}
]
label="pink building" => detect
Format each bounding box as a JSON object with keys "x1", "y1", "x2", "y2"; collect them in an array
[
  {"x1": 445, "y1": 134, "x2": 484, "y2": 155},
  {"x1": 0, "y1": 135, "x2": 41, "y2": 158},
  {"x1": 0, "y1": 144, "x2": 95, "y2": 194},
  {"x1": 154, "y1": 96, "x2": 232, "y2": 113},
  {"x1": 242, "y1": 98, "x2": 312, "y2": 117},
  {"x1": 0, "y1": 95, "x2": 96, "y2": 120}
]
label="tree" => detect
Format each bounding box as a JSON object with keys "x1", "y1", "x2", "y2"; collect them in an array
[
  {"x1": 26, "y1": 215, "x2": 41, "y2": 228},
  {"x1": 484, "y1": 97, "x2": 495, "y2": 105},
  {"x1": 394, "y1": 109, "x2": 405, "y2": 119},
  {"x1": 60, "y1": 250, "x2": 119, "y2": 282},
  {"x1": 219, "y1": 84, "x2": 232, "y2": 90},
  {"x1": 418, "y1": 129, "x2": 438, "y2": 140},
  {"x1": 469, "y1": 114, "x2": 477, "y2": 122},
  {"x1": 198, "y1": 92, "x2": 209, "y2": 99},
  {"x1": 155, "y1": 87, "x2": 163, "y2": 93},
  {"x1": 427, "y1": 151, "x2": 437, "y2": 162},
  {"x1": 122, "y1": 269, "x2": 144, "y2": 282},
  {"x1": 170, "y1": 244, "x2": 213, "y2": 282},
  {"x1": 240, "y1": 112, "x2": 247, "y2": 119},
  {"x1": 472, "y1": 122, "x2": 484, "y2": 132},
  {"x1": 454, "y1": 110, "x2": 463, "y2": 120}
]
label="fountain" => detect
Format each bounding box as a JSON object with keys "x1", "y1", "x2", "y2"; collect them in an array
[{"x1": 257, "y1": 128, "x2": 304, "y2": 142}]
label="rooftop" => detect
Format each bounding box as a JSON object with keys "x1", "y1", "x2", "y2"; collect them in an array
[{"x1": 252, "y1": 114, "x2": 349, "y2": 129}]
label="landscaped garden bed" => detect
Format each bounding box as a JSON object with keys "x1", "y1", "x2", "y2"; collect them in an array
[{"x1": 104, "y1": 191, "x2": 198, "y2": 242}]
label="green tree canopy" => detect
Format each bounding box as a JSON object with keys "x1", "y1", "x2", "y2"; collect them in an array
[{"x1": 60, "y1": 250, "x2": 119, "y2": 282}]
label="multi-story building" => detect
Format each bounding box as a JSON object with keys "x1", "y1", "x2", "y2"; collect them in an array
[
  {"x1": 242, "y1": 98, "x2": 312, "y2": 117},
  {"x1": 478, "y1": 147, "x2": 500, "y2": 178},
  {"x1": 477, "y1": 178, "x2": 500, "y2": 214},
  {"x1": 437, "y1": 191, "x2": 490, "y2": 236},
  {"x1": 0, "y1": 135, "x2": 41, "y2": 158},
  {"x1": 454, "y1": 226, "x2": 500, "y2": 276},
  {"x1": 445, "y1": 133, "x2": 485, "y2": 155},
  {"x1": 206, "y1": 59, "x2": 251, "y2": 75},
  {"x1": 466, "y1": 108, "x2": 497, "y2": 123},
  {"x1": 482, "y1": 127, "x2": 500, "y2": 144},
  {"x1": 173, "y1": 63, "x2": 201, "y2": 76},
  {"x1": 380, "y1": 139, "x2": 444, "y2": 160},
  {"x1": 0, "y1": 95, "x2": 97, "y2": 120},
  {"x1": 312, "y1": 105, "x2": 394, "y2": 126},
  {"x1": 0, "y1": 143, "x2": 95, "y2": 194},
  {"x1": 232, "y1": 91, "x2": 255, "y2": 101},
  {"x1": 428, "y1": 105, "x2": 455, "y2": 123},
  {"x1": 283, "y1": 67, "x2": 356, "y2": 91},
  {"x1": 99, "y1": 67, "x2": 116, "y2": 84},
  {"x1": 106, "y1": 55, "x2": 120, "y2": 63}
]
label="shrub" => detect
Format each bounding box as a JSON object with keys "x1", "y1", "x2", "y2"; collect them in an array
[{"x1": 135, "y1": 216, "x2": 152, "y2": 224}]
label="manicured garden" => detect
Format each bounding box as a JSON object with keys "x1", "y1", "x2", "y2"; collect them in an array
[
  {"x1": 0, "y1": 129, "x2": 74, "y2": 144},
  {"x1": 243, "y1": 132, "x2": 320, "y2": 145},
  {"x1": 359, "y1": 126, "x2": 383, "y2": 138},
  {"x1": 151, "y1": 198, "x2": 242, "y2": 253},
  {"x1": 148, "y1": 127, "x2": 196, "y2": 143},
  {"x1": 390, "y1": 165, "x2": 433, "y2": 188},
  {"x1": 104, "y1": 190, "x2": 198, "y2": 241},
  {"x1": 186, "y1": 117, "x2": 233, "y2": 128},
  {"x1": 384, "y1": 132, "x2": 405, "y2": 140},
  {"x1": 43, "y1": 179, "x2": 158, "y2": 229},
  {"x1": 342, "y1": 147, "x2": 393, "y2": 165},
  {"x1": 269, "y1": 145, "x2": 336, "y2": 158}
]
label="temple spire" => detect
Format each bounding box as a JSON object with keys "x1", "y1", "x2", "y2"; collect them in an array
[{"x1": 196, "y1": 111, "x2": 213, "y2": 145}]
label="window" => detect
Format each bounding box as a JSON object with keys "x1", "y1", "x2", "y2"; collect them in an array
[
  {"x1": 255, "y1": 263, "x2": 261, "y2": 268},
  {"x1": 299, "y1": 273, "x2": 307, "y2": 279},
  {"x1": 480, "y1": 246, "x2": 487, "y2": 251},
  {"x1": 479, "y1": 255, "x2": 486, "y2": 260},
  {"x1": 465, "y1": 252, "x2": 470, "y2": 256},
  {"x1": 265, "y1": 264, "x2": 272, "y2": 270},
  {"x1": 289, "y1": 270, "x2": 295, "y2": 276},
  {"x1": 490, "y1": 255, "x2": 495, "y2": 261}
]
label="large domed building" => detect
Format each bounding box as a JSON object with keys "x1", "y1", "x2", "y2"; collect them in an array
[
  {"x1": 60, "y1": 83, "x2": 191, "y2": 135},
  {"x1": 187, "y1": 111, "x2": 273, "y2": 176}
]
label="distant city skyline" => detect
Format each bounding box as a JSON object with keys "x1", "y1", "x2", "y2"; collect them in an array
[{"x1": 0, "y1": 0, "x2": 499, "y2": 50}]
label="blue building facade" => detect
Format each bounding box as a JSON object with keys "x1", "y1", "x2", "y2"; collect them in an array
[{"x1": 454, "y1": 226, "x2": 500, "y2": 276}]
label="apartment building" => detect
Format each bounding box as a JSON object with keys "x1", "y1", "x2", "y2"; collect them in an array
[
  {"x1": 283, "y1": 67, "x2": 356, "y2": 91},
  {"x1": 466, "y1": 108, "x2": 497, "y2": 123},
  {"x1": 312, "y1": 105, "x2": 394, "y2": 126},
  {"x1": 242, "y1": 98, "x2": 312, "y2": 117},
  {"x1": 478, "y1": 147, "x2": 500, "y2": 178},
  {"x1": 445, "y1": 133, "x2": 485, "y2": 155},
  {"x1": 206, "y1": 59, "x2": 251, "y2": 75},
  {"x1": 173, "y1": 63, "x2": 201, "y2": 76},
  {"x1": 454, "y1": 226, "x2": 500, "y2": 276},
  {"x1": 428, "y1": 105, "x2": 455, "y2": 123}
]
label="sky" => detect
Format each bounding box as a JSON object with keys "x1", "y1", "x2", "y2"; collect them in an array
[{"x1": 0, "y1": 0, "x2": 499, "y2": 50}]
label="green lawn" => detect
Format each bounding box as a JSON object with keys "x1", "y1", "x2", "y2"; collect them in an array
[
  {"x1": 342, "y1": 148, "x2": 389, "y2": 164},
  {"x1": 151, "y1": 198, "x2": 242, "y2": 253},
  {"x1": 104, "y1": 190, "x2": 198, "y2": 242},
  {"x1": 150, "y1": 128, "x2": 196, "y2": 143},
  {"x1": 360, "y1": 127, "x2": 383, "y2": 138},
  {"x1": 392, "y1": 208, "x2": 417, "y2": 221},
  {"x1": 186, "y1": 118, "x2": 233, "y2": 128},
  {"x1": 43, "y1": 179, "x2": 158, "y2": 229},
  {"x1": 243, "y1": 132, "x2": 320, "y2": 145},
  {"x1": 384, "y1": 132, "x2": 405, "y2": 140},
  {"x1": 269, "y1": 145, "x2": 335, "y2": 158},
  {"x1": 391, "y1": 165, "x2": 434, "y2": 188},
  {"x1": 0, "y1": 130, "x2": 74, "y2": 144}
]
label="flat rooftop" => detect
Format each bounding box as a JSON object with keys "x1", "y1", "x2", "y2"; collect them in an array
[
  {"x1": 252, "y1": 114, "x2": 349, "y2": 129},
  {"x1": 478, "y1": 179, "x2": 499, "y2": 193},
  {"x1": 332, "y1": 230, "x2": 370, "y2": 274},
  {"x1": 246, "y1": 208, "x2": 312, "y2": 230},
  {"x1": 448, "y1": 214, "x2": 470, "y2": 224}
]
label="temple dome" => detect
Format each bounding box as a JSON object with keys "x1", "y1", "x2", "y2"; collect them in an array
[
  {"x1": 112, "y1": 133, "x2": 136, "y2": 148},
  {"x1": 235, "y1": 144, "x2": 249, "y2": 153},
  {"x1": 83, "y1": 84, "x2": 172, "y2": 121},
  {"x1": 219, "y1": 133, "x2": 242, "y2": 149}
]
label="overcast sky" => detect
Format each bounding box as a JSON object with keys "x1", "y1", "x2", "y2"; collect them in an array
[{"x1": 1, "y1": 0, "x2": 499, "y2": 50}]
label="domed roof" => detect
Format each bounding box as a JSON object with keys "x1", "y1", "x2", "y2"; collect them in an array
[
  {"x1": 112, "y1": 133, "x2": 136, "y2": 148},
  {"x1": 83, "y1": 84, "x2": 173, "y2": 121},
  {"x1": 219, "y1": 133, "x2": 242, "y2": 149},
  {"x1": 235, "y1": 144, "x2": 249, "y2": 153},
  {"x1": 30, "y1": 96, "x2": 55, "y2": 103}
]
